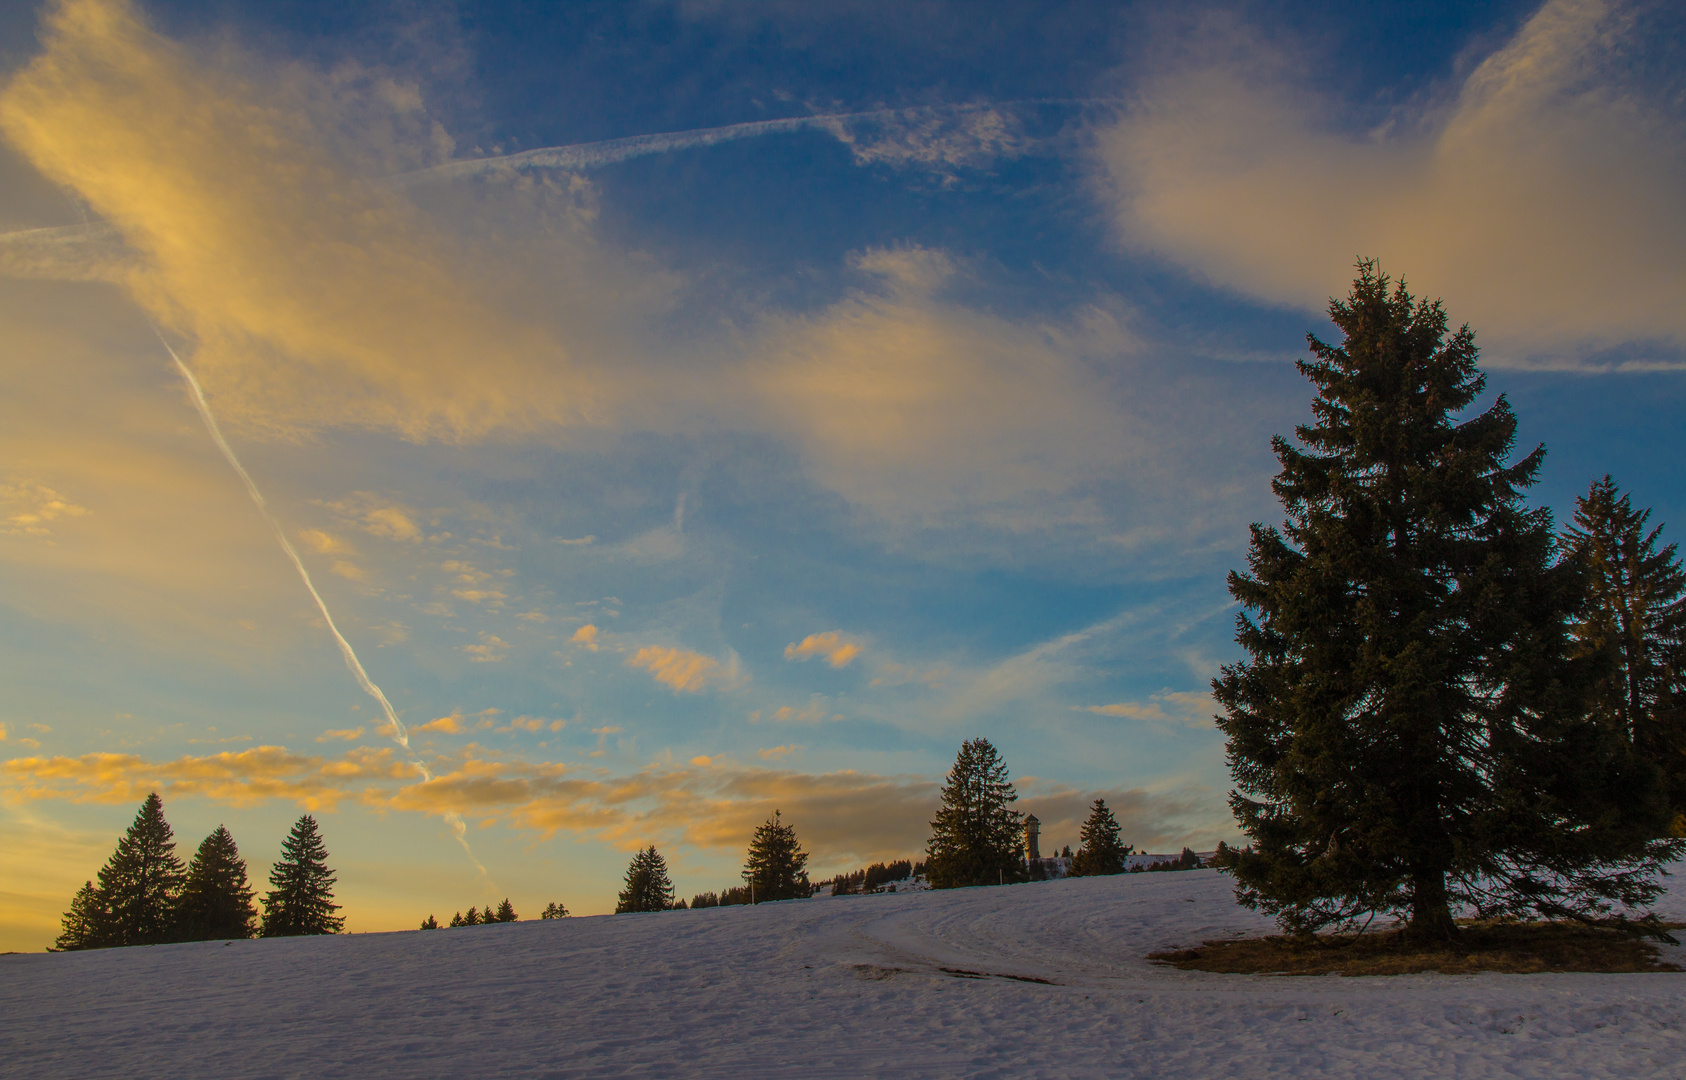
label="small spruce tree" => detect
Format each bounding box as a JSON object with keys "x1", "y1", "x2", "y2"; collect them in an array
[
  {"x1": 260, "y1": 814, "x2": 344, "y2": 937},
  {"x1": 52, "y1": 880, "x2": 109, "y2": 951},
  {"x1": 614, "y1": 846, "x2": 675, "y2": 913},
  {"x1": 95, "y1": 793, "x2": 186, "y2": 947},
  {"x1": 494, "y1": 898, "x2": 517, "y2": 923},
  {"x1": 742, "y1": 810, "x2": 812, "y2": 902},
  {"x1": 540, "y1": 901, "x2": 570, "y2": 919},
  {"x1": 175, "y1": 826, "x2": 258, "y2": 941},
  {"x1": 1069, "y1": 799, "x2": 1133, "y2": 877},
  {"x1": 448, "y1": 911, "x2": 465, "y2": 927},
  {"x1": 420, "y1": 915, "x2": 439, "y2": 930},
  {"x1": 463, "y1": 906, "x2": 482, "y2": 926},
  {"x1": 925, "y1": 738, "x2": 1026, "y2": 888}
]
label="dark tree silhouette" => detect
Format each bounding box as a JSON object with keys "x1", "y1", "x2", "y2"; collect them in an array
[
  {"x1": 52, "y1": 880, "x2": 108, "y2": 952},
  {"x1": 260, "y1": 815, "x2": 344, "y2": 937},
  {"x1": 97, "y1": 793, "x2": 186, "y2": 947},
  {"x1": 175, "y1": 826, "x2": 258, "y2": 941},
  {"x1": 1567, "y1": 476, "x2": 1686, "y2": 822},
  {"x1": 925, "y1": 738, "x2": 1025, "y2": 888},
  {"x1": 615, "y1": 846, "x2": 675, "y2": 913},
  {"x1": 742, "y1": 810, "x2": 812, "y2": 902},
  {"x1": 1070, "y1": 799, "x2": 1132, "y2": 877},
  {"x1": 1215, "y1": 262, "x2": 1679, "y2": 941},
  {"x1": 540, "y1": 901, "x2": 569, "y2": 919}
]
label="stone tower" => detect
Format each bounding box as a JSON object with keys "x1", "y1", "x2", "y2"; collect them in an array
[{"x1": 1023, "y1": 814, "x2": 1041, "y2": 861}]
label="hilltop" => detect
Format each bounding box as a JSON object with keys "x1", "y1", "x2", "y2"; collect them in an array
[{"x1": 5, "y1": 867, "x2": 1684, "y2": 1078}]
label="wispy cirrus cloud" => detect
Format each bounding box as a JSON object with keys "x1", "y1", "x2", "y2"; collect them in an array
[
  {"x1": 625, "y1": 645, "x2": 737, "y2": 694},
  {"x1": 784, "y1": 630, "x2": 861, "y2": 668},
  {"x1": 1093, "y1": 0, "x2": 1686, "y2": 365}
]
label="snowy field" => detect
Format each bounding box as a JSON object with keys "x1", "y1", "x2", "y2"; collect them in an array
[{"x1": 5, "y1": 867, "x2": 1685, "y2": 1079}]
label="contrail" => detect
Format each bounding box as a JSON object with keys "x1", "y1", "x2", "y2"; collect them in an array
[{"x1": 158, "y1": 332, "x2": 485, "y2": 874}]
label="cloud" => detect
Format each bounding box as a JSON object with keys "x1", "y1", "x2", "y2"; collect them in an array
[
  {"x1": 570, "y1": 624, "x2": 600, "y2": 650},
  {"x1": 770, "y1": 701, "x2": 838, "y2": 724},
  {"x1": 296, "y1": 528, "x2": 352, "y2": 555},
  {"x1": 320, "y1": 494, "x2": 425, "y2": 542},
  {"x1": 757, "y1": 745, "x2": 800, "y2": 760},
  {"x1": 0, "y1": 0, "x2": 629, "y2": 441},
  {"x1": 750, "y1": 248, "x2": 1137, "y2": 519},
  {"x1": 1, "y1": 745, "x2": 419, "y2": 811},
  {"x1": 1093, "y1": 0, "x2": 1686, "y2": 364},
  {"x1": 315, "y1": 727, "x2": 364, "y2": 742},
  {"x1": 625, "y1": 645, "x2": 734, "y2": 694},
  {"x1": 1080, "y1": 689, "x2": 1215, "y2": 729},
  {"x1": 461, "y1": 633, "x2": 510, "y2": 663},
  {"x1": 783, "y1": 630, "x2": 861, "y2": 668},
  {"x1": 818, "y1": 104, "x2": 1032, "y2": 175},
  {"x1": 0, "y1": 479, "x2": 90, "y2": 537}
]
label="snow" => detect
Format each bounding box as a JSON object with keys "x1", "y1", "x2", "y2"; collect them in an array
[{"x1": 5, "y1": 867, "x2": 1684, "y2": 1079}]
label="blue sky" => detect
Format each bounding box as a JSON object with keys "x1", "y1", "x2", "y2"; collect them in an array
[{"x1": 1, "y1": 0, "x2": 1681, "y2": 949}]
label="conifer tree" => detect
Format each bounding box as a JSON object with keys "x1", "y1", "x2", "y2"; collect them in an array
[
  {"x1": 52, "y1": 880, "x2": 109, "y2": 951},
  {"x1": 1215, "y1": 263, "x2": 1680, "y2": 941},
  {"x1": 614, "y1": 845, "x2": 675, "y2": 913},
  {"x1": 174, "y1": 826, "x2": 258, "y2": 941},
  {"x1": 260, "y1": 814, "x2": 344, "y2": 937},
  {"x1": 1069, "y1": 799, "x2": 1132, "y2": 877},
  {"x1": 463, "y1": 905, "x2": 482, "y2": 926},
  {"x1": 742, "y1": 810, "x2": 812, "y2": 902},
  {"x1": 494, "y1": 898, "x2": 517, "y2": 923},
  {"x1": 925, "y1": 738, "x2": 1025, "y2": 888},
  {"x1": 1566, "y1": 476, "x2": 1686, "y2": 823},
  {"x1": 540, "y1": 901, "x2": 570, "y2": 919},
  {"x1": 94, "y1": 793, "x2": 186, "y2": 946},
  {"x1": 420, "y1": 914, "x2": 439, "y2": 930},
  {"x1": 448, "y1": 911, "x2": 465, "y2": 927}
]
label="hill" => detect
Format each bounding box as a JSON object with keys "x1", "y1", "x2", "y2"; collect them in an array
[{"x1": 4, "y1": 866, "x2": 1684, "y2": 1078}]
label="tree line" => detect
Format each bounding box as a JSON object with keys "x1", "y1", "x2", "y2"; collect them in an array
[{"x1": 53, "y1": 793, "x2": 342, "y2": 950}]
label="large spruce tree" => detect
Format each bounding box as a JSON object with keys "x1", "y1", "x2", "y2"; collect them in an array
[
  {"x1": 1214, "y1": 263, "x2": 1679, "y2": 941},
  {"x1": 175, "y1": 825, "x2": 258, "y2": 941},
  {"x1": 1566, "y1": 476, "x2": 1686, "y2": 824},
  {"x1": 1070, "y1": 799, "x2": 1132, "y2": 877},
  {"x1": 261, "y1": 814, "x2": 344, "y2": 936},
  {"x1": 614, "y1": 846, "x2": 675, "y2": 913},
  {"x1": 93, "y1": 792, "x2": 186, "y2": 947},
  {"x1": 925, "y1": 738, "x2": 1025, "y2": 888},
  {"x1": 742, "y1": 810, "x2": 812, "y2": 902}
]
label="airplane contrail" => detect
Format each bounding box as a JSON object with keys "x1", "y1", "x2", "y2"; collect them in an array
[{"x1": 158, "y1": 331, "x2": 486, "y2": 874}]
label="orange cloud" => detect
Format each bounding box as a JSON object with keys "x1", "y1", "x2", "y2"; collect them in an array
[
  {"x1": 625, "y1": 645, "x2": 730, "y2": 694},
  {"x1": 783, "y1": 630, "x2": 861, "y2": 668},
  {"x1": 570, "y1": 624, "x2": 600, "y2": 650},
  {"x1": 1080, "y1": 690, "x2": 1214, "y2": 729},
  {"x1": 315, "y1": 727, "x2": 364, "y2": 742}
]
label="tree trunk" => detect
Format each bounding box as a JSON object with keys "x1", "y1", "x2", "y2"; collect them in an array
[{"x1": 1406, "y1": 868, "x2": 1458, "y2": 942}]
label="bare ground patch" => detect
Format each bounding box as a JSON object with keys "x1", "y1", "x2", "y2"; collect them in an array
[{"x1": 1148, "y1": 921, "x2": 1686, "y2": 976}]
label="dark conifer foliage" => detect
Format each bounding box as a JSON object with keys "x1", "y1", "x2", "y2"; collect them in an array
[
  {"x1": 420, "y1": 914, "x2": 440, "y2": 930},
  {"x1": 1215, "y1": 263, "x2": 1681, "y2": 941},
  {"x1": 1567, "y1": 476, "x2": 1686, "y2": 824},
  {"x1": 925, "y1": 738, "x2": 1025, "y2": 888},
  {"x1": 494, "y1": 898, "x2": 517, "y2": 923},
  {"x1": 614, "y1": 845, "x2": 675, "y2": 913},
  {"x1": 52, "y1": 880, "x2": 109, "y2": 952},
  {"x1": 96, "y1": 792, "x2": 186, "y2": 947},
  {"x1": 688, "y1": 892, "x2": 719, "y2": 909},
  {"x1": 463, "y1": 906, "x2": 482, "y2": 926},
  {"x1": 175, "y1": 826, "x2": 258, "y2": 941},
  {"x1": 448, "y1": 911, "x2": 466, "y2": 927},
  {"x1": 1070, "y1": 799, "x2": 1133, "y2": 877},
  {"x1": 742, "y1": 810, "x2": 812, "y2": 902},
  {"x1": 540, "y1": 901, "x2": 570, "y2": 919},
  {"x1": 260, "y1": 814, "x2": 344, "y2": 937}
]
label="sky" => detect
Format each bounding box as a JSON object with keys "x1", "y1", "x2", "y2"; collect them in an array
[{"x1": 0, "y1": 0, "x2": 1682, "y2": 951}]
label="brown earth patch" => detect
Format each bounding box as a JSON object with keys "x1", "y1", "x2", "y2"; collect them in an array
[{"x1": 1148, "y1": 921, "x2": 1686, "y2": 976}]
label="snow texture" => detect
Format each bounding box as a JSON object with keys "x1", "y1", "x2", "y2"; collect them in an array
[{"x1": 4, "y1": 866, "x2": 1684, "y2": 1078}]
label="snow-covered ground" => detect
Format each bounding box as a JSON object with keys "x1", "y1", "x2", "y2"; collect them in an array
[{"x1": 5, "y1": 867, "x2": 1684, "y2": 1079}]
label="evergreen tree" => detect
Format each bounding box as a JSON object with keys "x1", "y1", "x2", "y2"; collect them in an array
[
  {"x1": 1069, "y1": 799, "x2": 1133, "y2": 877},
  {"x1": 925, "y1": 738, "x2": 1025, "y2": 888},
  {"x1": 614, "y1": 846, "x2": 675, "y2": 913},
  {"x1": 742, "y1": 810, "x2": 812, "y2": 902},
  {"x1": 420, "y1": 914, "x2": 439, "y2": 930},
  {"x1": 463, "y1": 906, "x2": 482, "y2": 926},
  {"x1": 1215, "y1": 263, "x2": 1679, "y2": 941},
  {"x1": 174, "y1": 826, "x2": 258, "y2": 941},
  {"x1": 52, "y1": 880, "x2": 109, "y2": 951},
  {"x1": 494, "y1": 898, "x2": 517, "y2": 923},
  {"x1": 540, "y1": 901, "x2": 569, "y2": 919},
  {"x1": 95, "y1": 793, "x2": 186, "y2": 947},
  {"x1": 448, "y1": 911, "x2": 465, "y2": 927},
  {"x1": 1566, "y1": 476, "x2": 1686, "y2": 824},
  {"x1": 260, "y1": 814, "x2": 344, "y2": 937}
]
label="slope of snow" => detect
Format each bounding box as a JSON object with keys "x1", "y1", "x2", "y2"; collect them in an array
[{"x1": 5, "y1": 867, "x2": 1683, "y2": 1079}]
